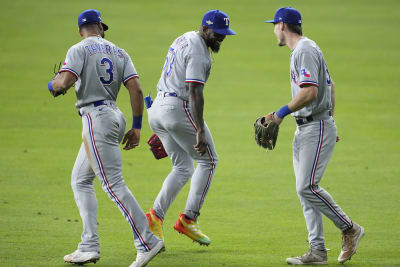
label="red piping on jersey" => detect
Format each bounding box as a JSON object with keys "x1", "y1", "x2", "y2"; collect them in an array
[
  {"x1": 185, "y1": 80, "x2": 205, "y2": 85},
  {"x1": 59, "y1": 69, "x2": 79, "y2": 79},
  {"x1": 299, "y1": 82, "x2": 319, "y2": 88},
  {"x1": 123, "y1": 74, "x2": 139, "y2": 85}
]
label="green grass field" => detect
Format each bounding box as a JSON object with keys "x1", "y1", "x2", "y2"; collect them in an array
[{"x1": 1, "y1": 0, "x2": 399, "y2": 266}]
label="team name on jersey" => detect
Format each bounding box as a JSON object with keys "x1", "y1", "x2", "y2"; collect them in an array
[
  {"x1": 175, "y1": 35, "x2": 189, "y2": 50},
  {"x1": 84, "y1": 43, "x2": 124, "y2": 58}
]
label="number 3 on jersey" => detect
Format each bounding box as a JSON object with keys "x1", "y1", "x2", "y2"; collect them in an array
[
  {"x1": 162, "y1": 47, "x2": 175, "y2": 77},
  {"x1": 100, "y1": 57, "x2": 114, "y2": 85}
]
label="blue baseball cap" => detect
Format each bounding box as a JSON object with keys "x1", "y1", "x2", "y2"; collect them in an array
[
  {"x1": 78, "y1": 9, "x2": 109, "y2": 31},
  {"x1": 202, "y1": 10, "x2": 236, "y2": 35},
  {"x1": 265, "y1": 7, "x2": 302, "y2": 25}
]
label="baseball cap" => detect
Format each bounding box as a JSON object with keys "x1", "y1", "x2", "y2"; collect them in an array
[
  {"x1": 265, "y1": 7, "x2": 302, "y2": 25},
  {"x1": 202, "y1": 10, "x2": 236, "y2": 35},
  {"x1": 78, "y1": 9, "x2": 109, "y2": 31}
]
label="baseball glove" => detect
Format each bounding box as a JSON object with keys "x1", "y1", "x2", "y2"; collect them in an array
[
  {"x1": 147, "y1": 133, "x2": 168, "y2": 160},
  {"x1": 254, "y1": 112, "x2": 279, "y2": 150}
]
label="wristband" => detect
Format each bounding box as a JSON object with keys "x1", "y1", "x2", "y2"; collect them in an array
[
  {"x1": 276, "y1": 105, "x2": 292, "y2": 119},
  {"x1": 48, "y1": 81, "x2": 53, "y2": 92},
  {"x1": 132, "y1": 115, "x2": 143, "y2": 129}
]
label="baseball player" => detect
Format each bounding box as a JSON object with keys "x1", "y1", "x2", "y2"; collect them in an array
[
  {"x1": 144, "y1": 10, "x2": 235, "y2": 246},
  {"x1": 47, "y1": 9, "x2": 164, "y2": 267},
  {"x1": 264, "y1": 7, "x2": 364, "y2": 265}
]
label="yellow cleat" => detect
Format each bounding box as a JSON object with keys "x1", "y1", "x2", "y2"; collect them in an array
[
  {"x1": 173, "y1": 213, "x2": 211, "y2": 246},
  {"x1": 145, "y1": 208, "x2": 164, "y2": 240}
]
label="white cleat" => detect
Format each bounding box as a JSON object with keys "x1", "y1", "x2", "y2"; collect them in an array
[
  {"x1": 338, "y1": 223, "x2": 365, "y2": 263},
  {"x1": 64, "y1": 250, "x2": 100, "y2": 264},
  {"x1": 286, "y1": 249, "x2": 328, "y2": 265},
  {"x1": 129, "y1": 240, "x2": 165, "y2": 267}
]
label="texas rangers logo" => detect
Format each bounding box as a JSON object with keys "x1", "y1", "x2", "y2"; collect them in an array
[
  {"x1": 206, "y1": 20, "x2": 213, "y2": 25},
  {"x1": 224, "y1": 17, "x2": 229, "y2": 26},
  {"x1": 300, "y1": 68, "x2": 311, "y2": 78}
]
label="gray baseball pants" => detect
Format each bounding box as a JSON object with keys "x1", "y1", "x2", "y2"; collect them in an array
[
  {"x1": 71, "y1": 102, "x2": 159, "y2": 253},
  {"x1": 293, "y1": 117, "x2": 353, "y2": 250},
  {"x1": 148, "y1": 93, "x2": 218, "y2": 220}
]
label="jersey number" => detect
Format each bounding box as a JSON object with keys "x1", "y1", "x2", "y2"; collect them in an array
[
  {"x1": 162, "y1": 47, "x2": 176, "y2": 77},
  {"x1": 100, "y1": 58, "x2": 114, "y2": 85},
  {"x1": 325, "y1": 63, "x2": 331, "y2": 85}
]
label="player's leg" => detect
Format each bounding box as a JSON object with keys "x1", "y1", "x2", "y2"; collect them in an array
[
  {"x1": 286, "y1": 128, "x2": 327, "y2": 264},
  {"x1": 298, "y1": 118, "x2": 364, "y2": 263},
  {"x1": 148, "y1": 96, "x2": 195, "y2": 221},
  {"x1": 174, "y1": 101, "x2": 218, "y2": 220},
  {"x1": 294, "y1": 129, "x2": 326, "y2": 250},
  {"x1": 168, "y1": 101, "x2": 217, "y2": 245},
  {"x1": 300, "y1": 197, "x2": 325, "y2": 248},
  {"x1": 64, "y1": 142, "x2": 101, "y2": 264},
  {"x1": 297, "y1": 119, "x2": 352, "y2": 231},
  {"x1": 71, "y1": 142, "x2": 98, "y2": 251},
  {"x1": 149, "y1": 97, "x2": 217, "y2": 245},
  {"x1": 82, "y1": 107, "x2": 161, "y2": 253},
  {"x1": 182, "y1": 123, "x2": 217, "y2": 220},
  {"x1": 152, "y1": 133, "x2": 194, "y2": 220}
]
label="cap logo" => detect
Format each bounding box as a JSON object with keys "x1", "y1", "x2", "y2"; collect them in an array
[
  {"x1": 206, "y1": 19, "x2": 213, "y2": 25},
  {"x1": 224, "y1": 17, "x2": 229, "y2": 26},
  {"x1": 82, "y1": 18, "x2": 87, "y2": 22}
]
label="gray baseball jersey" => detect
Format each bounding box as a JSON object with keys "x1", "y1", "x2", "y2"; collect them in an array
[
  {"x1": 60, "y1": 36, "x2": 138, "y2": 108},
  {"x1": 290, "y1": 37, "x2": 332, "y2": 117},
  {"x1": 156, "y1": 31, "x2": 211, "y2": 101}
]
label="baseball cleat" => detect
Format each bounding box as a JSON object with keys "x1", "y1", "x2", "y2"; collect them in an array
[
  {"x1": 146, "y1": 208, "x2": 164, "y2": 240},
  {"x1": 286, "y1": 249, "x2": 327, "y2": 265},
  {"x1": 64, "y1": 250, "x2": 100, "y2": 265},
  {"x1": 338, "y1": 222, "x2": 365, "y2": 263},
  {"x1": 129, "y1": 240, "x2": 165, "y2": 267},
  {"x1": 173, "y1": 213, "x2": 211, "y2": 246}
]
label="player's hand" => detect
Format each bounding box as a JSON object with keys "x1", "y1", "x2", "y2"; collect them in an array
[
  {"x1": 51, "y1": 89, "x2": 65, "y2": 97},
  {"x1": 122, "y1": 128, "x2": 141, "y2": 150},
  {"x1": 194, "y1": 130, "x2": 208, "y2": 156}
]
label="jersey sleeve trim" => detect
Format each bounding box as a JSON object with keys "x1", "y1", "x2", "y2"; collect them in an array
[
  {"x1": 185, "y1": 78, "x2": 205, "y2": 85},
  {"x1": 299, "y1": 81, "x2": 319, "y2": 87},
  {"x1": 60, "y1": 68, "x2": 79, "y2": 79},
  {"x1": 123, "y1": 74, "x2": 139, "y2": 84}
]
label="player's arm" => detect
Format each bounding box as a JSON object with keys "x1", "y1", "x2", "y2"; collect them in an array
[
  {"x1": 189, "y1": 82, "x2": 207, "y2": 156},
  {"x1": 49, "y1": 46, "x2": 83, "y2": 97},
  {"x1": 273, "y1": 85, "x2": 318, "y2": 125},
  {"x1": 330, "y1": 81, "x2": 336, "y2": 117},
  {"x1": 122, "y1": 77, "x2": 144, "y2": 150},
  {"x1": 48, "y1": 72, "x2": 77, "y2": 97},
  {"x1": 274, "y1": 50, "x2": 320, "y2": 125},
  {"x1": 288, "y1": 85, "x2": 318, "y2": 112}
]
